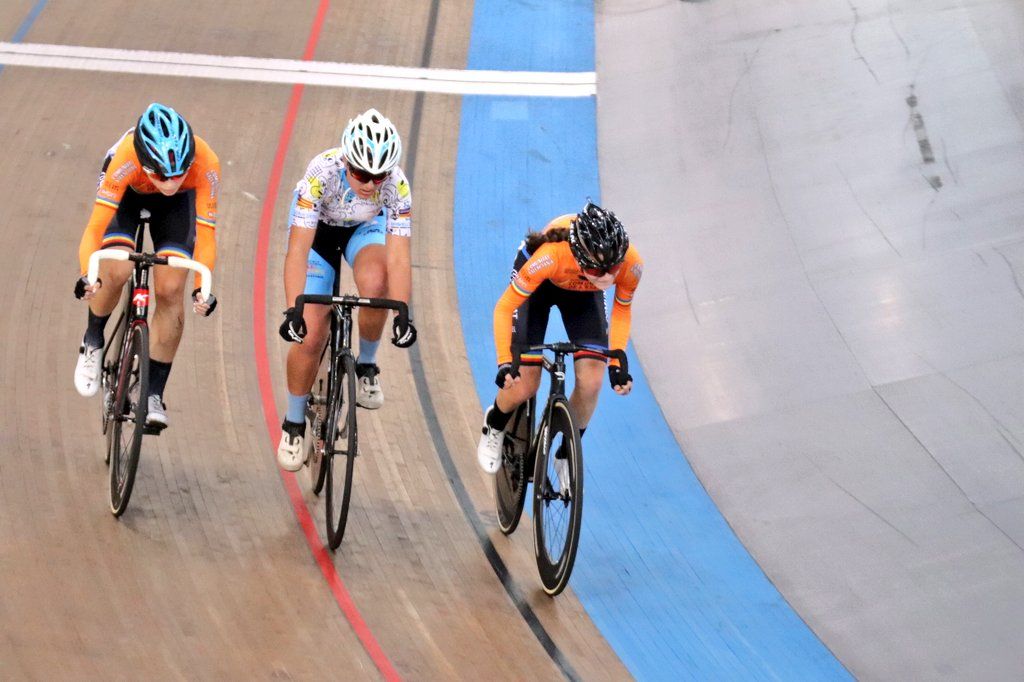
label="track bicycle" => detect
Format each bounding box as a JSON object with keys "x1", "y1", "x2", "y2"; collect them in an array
[
  {"x1": 294, "y1": 292, "x2": 410, "y2": 550},
  {"x1": 88, "y1": 218, "x2": 212, "y2": 517},
  {"x1": 494, "y1": 343, "x2": 628, "y2": 596}
]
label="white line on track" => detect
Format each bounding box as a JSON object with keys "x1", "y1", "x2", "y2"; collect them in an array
[{"x1": 0, "y1": 42, "x2": 597, "y2": 97}]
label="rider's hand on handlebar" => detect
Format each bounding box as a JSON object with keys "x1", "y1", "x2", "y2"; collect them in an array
[
  {"x1": 391, "y1": 312, "x2": 417, "y2": 348},
  {"x1": 279, "y1": 306, "x2": 307, "y2": 343},
  {"x1": 192, "y1": 288, "x2": 218, "y2": 316},
  {"x1": 608, "y1": 364, "x2": 633, "y2": 395},
  {"x1": 495, "y1": 362, "x2": 520, "y2": 390},
  {"x1": 74, "y1": 275, "x2": 101, "y2": 300}
]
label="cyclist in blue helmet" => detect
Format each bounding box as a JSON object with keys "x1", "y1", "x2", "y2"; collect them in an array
[
  {"x1": 134, "y1": 103, "x2": 196, "y2": 179},
  {"x1": 73, "y1": 103, "x2": 221, "y2": 432}
]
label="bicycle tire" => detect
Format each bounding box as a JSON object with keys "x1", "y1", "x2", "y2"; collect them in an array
[
  {"x1": 532, "y1": 397, "x2": 583, "y2": 596},
  {"x1": 495, "y1": 399, "x2": 534, "y2": 535},
  {"x1": 108, "y1": 322, "x2": 149, "y2": 516},
  {"x1": 325, "y1": 352, "x2": 358, "y2": 549}
]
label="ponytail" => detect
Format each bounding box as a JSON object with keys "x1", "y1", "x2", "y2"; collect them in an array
[{"x1": 524, "y1": 226, "x2": 570, "y2": 254}]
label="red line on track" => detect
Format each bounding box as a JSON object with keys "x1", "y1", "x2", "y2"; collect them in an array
[{"x1": 251, "y1": 2, "x2": 400, "y2": 679}]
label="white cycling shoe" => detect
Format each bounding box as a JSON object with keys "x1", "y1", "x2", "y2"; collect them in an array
[
  {"x1": 356, "y1": 363, "x2": 384, "y2": 410},
  {"x1": 477, "y1": 407, "x2": 504, "y2": 475},
  {"x1": 146, "y1": 395, "x2": 169, "y2": 431},
  {"x1": 277, "y1": 420, "x2": 306, "y2": 472},
  {"x1": 74, "y1": 344, "x2": 102, "y2": 397}
]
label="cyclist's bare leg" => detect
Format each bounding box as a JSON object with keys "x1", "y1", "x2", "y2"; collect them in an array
[
  {"x1": 495, "y1": 365, "x2": 542, "y2": 413},
  {"x1": 351, "y1": 244, "x2": 388, "y2": 343},
  {"x1": 286, "y1": 303, "x2": 331, "y2": 395},
  {"x1": 150, "y1": 265, "x2": 188, "y2": 363},
  {"x1": 568, "y1": 357, "x2": 605, "y2": 428},
  {"x1": 87, "y1": 253, "x2": 133, "y2": 317}
]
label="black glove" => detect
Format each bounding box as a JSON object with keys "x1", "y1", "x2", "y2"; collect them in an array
[
  {"x1": 279, "y1": 307, "x2": 307, "y2": 343},
  {"x1": 495, "y1": 362, "x2": 519, "y2": 389},
  {"x1": 192, "y1": 288, "x2": 218, "y2": 316},
  {"x1": 74, "y1": 275, "x2": 98, "y2": 300},
  {"x1": 608, "y1": 364, "x2": 632, "y2": 389},
  {"x1": 391, "y1": 313, "x2": 417, "y2": 348}
]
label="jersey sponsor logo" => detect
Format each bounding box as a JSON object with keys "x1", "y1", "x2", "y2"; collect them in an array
[
  {"x1": 97, "y1": 186, "x2": 119, "y2": 201},
  {"x1": 630, "y1": 262, "x2": 643, "y2": 280},
  {"x1": 112, "y1": 160, "x2": 137, "y2": 182},
  {"x1": 307, "y1": 261, "x2": 327, "y2": 278},
  {"x1": 526, "y1": 254, "x2": 553, "y2": 276},
  {"x1": 309, "y1": 176, "x2": 325, "y2": 199},
  {"x1": 560, "y1": 278, "x2": 598, "y2": 292},
  {"x1": 206, "y1": 170, "x2": 220, "y2": 198},
  {"x1": 397, "y1": 179, "x2": 410, "y2": 198}
]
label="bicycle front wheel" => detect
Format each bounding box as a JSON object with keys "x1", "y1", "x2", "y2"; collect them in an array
[
  {"x1": 325, "y1": 353, "x2": 358, "y2": 549},
  {"x1": 108, "y1": 322, "x2": 149, "y2": 516},
  {"x1": 495, "y1": 399, "x2": 534, "y2": 535},
  {"x1": 532, "y1": 397, "x2": 583, "y2": 596}
]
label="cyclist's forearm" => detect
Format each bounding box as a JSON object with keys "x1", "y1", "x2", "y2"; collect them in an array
[
  {"x1": 77, "y1": 204, "x2": 116, "y2": 274},
  {"x1": 608, "y1": 300, "x2": 633, "y2": 365},
  {"x1": 192, "y1": 225, "x2": 216, "y2": 291},
  {"x1": 492, "y1": 287, "x2": 525, "y2": 364},
  {"x1": 385, "y1": 234, "x2": 412, "y2": 305},
  {"x1": 283, "y1": 225, "x2": 315, "y2": 307},
  {"x1": 283, "y1": 251, "x2": 307, "y2": 308}
]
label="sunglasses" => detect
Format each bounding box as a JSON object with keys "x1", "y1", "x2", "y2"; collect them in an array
[
  {"x1": 582, "y1": 265, "x2": 617, "y2": 277},
  {"x1": 143, "y1": 165, "x2": 188, "y2": 182},
  {"x1": 346, "y1": 163, "x2": 390, "y2": 185}
]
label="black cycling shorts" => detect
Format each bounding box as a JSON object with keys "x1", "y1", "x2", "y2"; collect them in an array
[
  {"x1": 510, "y1": 244, "x2": 609, "y2": 364},
  {"x1": 102, "y1": 187, "x2": 196, "y2": 257}
]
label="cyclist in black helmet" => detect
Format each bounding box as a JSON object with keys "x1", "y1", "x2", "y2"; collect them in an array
[{"x1": 476, "y1": 201, "x2": 643, "y2": 475}]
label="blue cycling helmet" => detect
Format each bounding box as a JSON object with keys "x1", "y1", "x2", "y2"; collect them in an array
[{"x1": 133, "y1": 103, "x2": 194, "y2": 177}]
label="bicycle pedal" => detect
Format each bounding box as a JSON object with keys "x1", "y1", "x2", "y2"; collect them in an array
[{"x1": 143, "y1": 423, "x2": 167, "y2": 436}]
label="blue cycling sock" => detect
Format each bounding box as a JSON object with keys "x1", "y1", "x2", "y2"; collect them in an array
[
  {"x1": 357, "y1": 337, "x2": 380, "y2": 366},
  {"x1": 286, "y1": 393, "x2": 309, "y2": 424}
]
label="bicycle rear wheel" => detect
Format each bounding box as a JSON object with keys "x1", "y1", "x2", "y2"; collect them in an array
[
  {"x1": 108, "y1": 322, "x2": 149, "y2": 516},
  {"x1": 306, "y1": 349, "x2": 331, "y2": 495},
  {"x1": 532, "y1": 397, "x2": 583, "y2": 596},
  {"x1": 325, "y1": 353, "x2": 358, "y2": 549},
  {"x1": 100, "y1": 310, "x2": 126, "y2": 446},
  {"x1": 495, "y1": 399, "x2": 534, "y2": 535}
]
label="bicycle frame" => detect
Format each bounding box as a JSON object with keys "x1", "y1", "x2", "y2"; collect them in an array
[
  {"x1": 514, "y1": 342, "x2": 629, "y2": 460},
  {"x1": 294, "y1": 291, "x2": 409, "y2": 549}
]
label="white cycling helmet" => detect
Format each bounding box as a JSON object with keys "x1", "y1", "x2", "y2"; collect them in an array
[{"x1": 340, "y1": 108, "x2": 402, "y2": 175}]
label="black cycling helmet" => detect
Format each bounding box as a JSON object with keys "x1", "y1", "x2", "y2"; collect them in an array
[{"x1": 568, "y1": 201, "x2": 629, "y2": 271}]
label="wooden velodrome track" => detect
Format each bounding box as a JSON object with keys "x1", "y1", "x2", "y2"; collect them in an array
[{"x1": 0, "y1": 2, "x2": 630, "y2": 679}]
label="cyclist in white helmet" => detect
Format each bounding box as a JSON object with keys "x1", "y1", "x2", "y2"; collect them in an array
[{"x1": 276, "y1": 108, "x2": 417, "y2": 472}]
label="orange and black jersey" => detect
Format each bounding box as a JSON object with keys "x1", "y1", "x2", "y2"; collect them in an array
[
  {"x1": 77, "y1": 130, "x2": 220, "y2": 288},
  {"x1": 493, "y1": 213, "x2": 643, "y2": 365}
]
